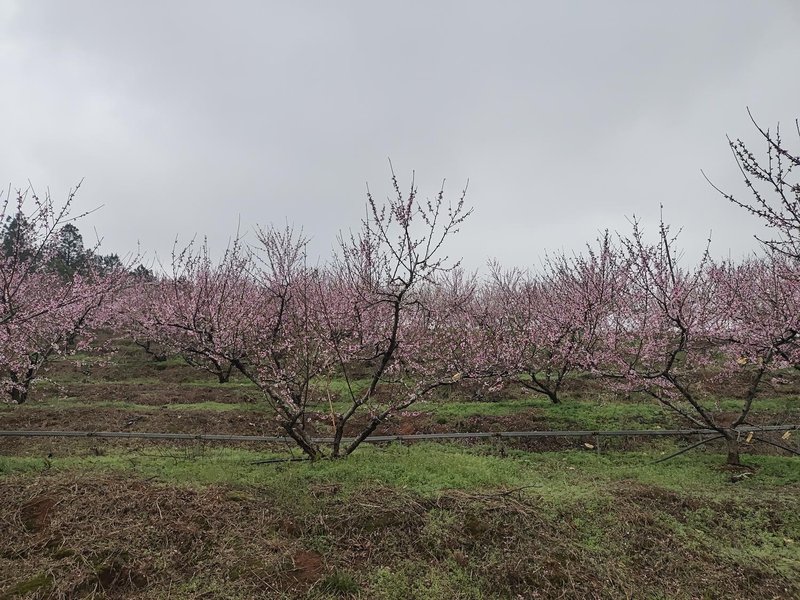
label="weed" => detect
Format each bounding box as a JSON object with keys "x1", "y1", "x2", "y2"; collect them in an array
[{"x1": 319, "y1": 571, "x2": 359, "y2": 596}]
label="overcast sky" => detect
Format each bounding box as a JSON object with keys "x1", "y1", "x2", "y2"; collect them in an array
[{"x1": 1, "y1": 1, "x2": 798, "y2": 269}]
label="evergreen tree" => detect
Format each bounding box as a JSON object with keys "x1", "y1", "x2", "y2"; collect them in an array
[
  {"x1": 1, "y1": 213, "x2": 36, "y2": 261},
  {"x1": 50, "y1": 223, "x2": 88, "y2": 277}
]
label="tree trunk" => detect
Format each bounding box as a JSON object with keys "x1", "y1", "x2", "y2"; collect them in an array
[
  {"x1": 525, "y1": 374, "x2": 561, "y2": 404},
  {"x1": 331, "y1": 420, "x2": 346, "y2": 458},
  {"x1": 284, "y1": 422, "x2": 323, "y2": 461},
  {"x1": 10, "y1": 386, "x2": 28, "y2": 404},
  {"x1": 725, "y1": 435, "x2": 741, "y2": 466},
  {"x1": 9, "y1": 369, "x2": 33, "y2": 404},
  {"x1": 344, "y1": 416, "x2": 385, "y2": 457},
  {"x1": 139, "y1": 340, "x2": 167, "y2": 362}
]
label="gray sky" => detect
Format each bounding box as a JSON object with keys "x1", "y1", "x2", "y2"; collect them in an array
[{"x1": 1, "y1": 1, "x2": 799, "y2": 269}]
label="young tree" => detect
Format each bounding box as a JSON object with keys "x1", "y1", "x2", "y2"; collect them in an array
[
  {"x1": 1, "y1": 184, "x2": 126, "y2": 403},
  {"x1": 2, "y1": 271, "x2": 124, "y2": 402},
  {"x1": 226, "y1": 225, "x2": 333, "y2": 457},
  {"x1": 113, "y1": 284, "x2": 170, "y2": 361},
  {"x1": 478, "y1": 233, "x2": 625, "y2": 404},
  {"x1": 133, "y1": 238, "x2": 253, "y2": 383},
  {"x1": 599, "y1": 218, "x2": 797, "y2": 465},
  {"x1": 712, "y1": 255, "x2": 800, "y2": 385},
  {"x1": 317, "y1": 171, "x2": 474, "y2": 457},
  {"x1": 151, "y1": 172, "x2": 474, "y2": 459},
  {"x1": 142, "y1": 226, "x2": 341, "y2": 457}
]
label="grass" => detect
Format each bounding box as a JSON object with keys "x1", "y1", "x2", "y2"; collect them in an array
[
  {"x1": 3, "y1": 344, "x2": 799, "y2": 598},
  {"x1": 714, "y1": 396, "x2": 799, "y2": 412},
  {"x1": 313, "y1": 377, "x2": 372, "y2": 400},
  {"x1": 6, "y1": 398, "x2": 155, "y2": 411},
  {"x1": 20, "y1": 347, "x2": 800, "y2": 435},
  {"x1": 418, "y1": 393, "x2": 799, "y2": 424},
  {"x1": 2, "y1": 442, "x2": 798, "y2": 498},
  {"x1": 418, "y1": 395, "x2": 673, "y2": 428},
  {"x1": 7, "y1": 397, "x2": 269, "y2": 412},
  {"x1": 167, "y1": 401, "x2": 266, "y2": 411},
  {"x1": 8, "y1": 388, "x2": 799, "y2": 442},
  {"x1": 1, "y1": 443, "x2": 798, "y2": 599},
  {"x1": 0, "y1": 444, "x2": 528, "y2": 497},
  {"x1": 0, "y1": 573, "x2": 54, "y2": 598}
]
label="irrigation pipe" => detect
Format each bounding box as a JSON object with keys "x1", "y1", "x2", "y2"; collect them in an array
[{"x1": 651, "y1": 435, "x2": 725, "y2": 464}]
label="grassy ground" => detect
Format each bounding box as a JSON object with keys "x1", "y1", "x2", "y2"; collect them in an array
[
  {"x1": 1, "y1": 341, "x2": 799, "y2": 598},
  {"x1": 1, "y1": 444, "x2": 799, "y2": 599}
]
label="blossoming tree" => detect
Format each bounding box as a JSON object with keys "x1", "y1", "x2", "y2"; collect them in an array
[{"x1": 1, "y1": 185, "x2": 127, "y2": 403}]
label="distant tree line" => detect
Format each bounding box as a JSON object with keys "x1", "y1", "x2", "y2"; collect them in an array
[{"x1": 0, "y1": 214, "x2": 151, "y2": 278}]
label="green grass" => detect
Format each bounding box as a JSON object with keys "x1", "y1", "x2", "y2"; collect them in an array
[
  {"x1": 9, "y1": 389, "x2": 799, "y2": 439},
  {"x1": 2, "y1": 443, "x2": 798, "y2": 499},
  {"x1": 10, "y1": 397, "x2": 269, "y2": 412},
  {"x1": 417, "y1": 397, "x2": 546, "y2": 417},
  {"x1": 166, "y1": 401, "x2": 265, "y2": 412},
  {"x1": 2, "y1": 443, "x2": 798, "y2": 599},
  {"x1": 21, "y1": 398, "x2": 155, "y2": 411},
  {"x1": 418, "y1": 396, "x2": 672, "y2": 427},
  {"x1": 0, "y1": 444, "x2": 527, "y2": 498},
  {"x1": 312, "y1": 377, "x2": 372, "y2": 400},
  {"x1": 5, "y1": 347, "x2": 799, "y2": 599},
  {"x1": 0, "y1": 573, "x2": 54, "y2": 598},
  {"x1": 714, "y1": 396, "x2": 799, "y2": 412},
  {"x1": 370, "y1": 562, "x2": 482, "y2": 600}
]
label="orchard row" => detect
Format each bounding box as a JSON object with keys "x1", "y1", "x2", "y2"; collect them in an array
[{"x1": 2, "y1": 118, "x2": 799, "y2": 464}]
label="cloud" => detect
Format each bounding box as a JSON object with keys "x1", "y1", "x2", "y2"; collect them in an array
[{"x1": 1, "y1": 1, "x2": 798, "y2": 269}]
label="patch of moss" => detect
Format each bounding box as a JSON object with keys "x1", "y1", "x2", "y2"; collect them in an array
[{"x1": 1, "y1": 574, "x2": 54, "y2": 599}]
